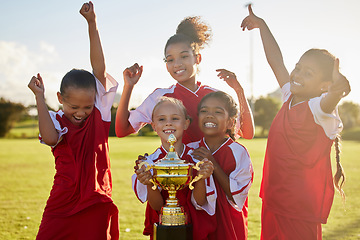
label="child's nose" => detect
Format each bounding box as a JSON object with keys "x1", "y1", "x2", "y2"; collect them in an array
[
  {"x1": 206, "y1": 112, "x2": 215, "y2": 118},
  {"x1": 77, "y1": 110, "x2": 86, "y2": 117},
  {"x1": 174, "y1": 58, "x2": 183, "y2": 67}
]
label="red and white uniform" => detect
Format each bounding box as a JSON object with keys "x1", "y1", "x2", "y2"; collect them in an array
[
  {"x1": 132, "y1": 145, "x2": 217, "y2": 240},
  {"x1": 260, "y1": 83, "x2": 343, "y2": 239},
  {"x1": 188, "y1": 138, "x2": 253, "y2": 240},
  {"x1": 129, "y1": 82, "x2": 216, "y2": 144},
  {"x1": 36, "y1": 75, "x2": 119, "y2": 240}
]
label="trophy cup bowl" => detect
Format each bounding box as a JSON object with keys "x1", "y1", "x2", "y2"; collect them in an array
[{"x1": 139, "y1": 134, "x2": 203, "y2": 226}]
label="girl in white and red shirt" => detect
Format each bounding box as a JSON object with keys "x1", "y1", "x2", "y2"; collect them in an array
[
  {"x1": 190, "y1": 91, "x2": 254, "y2": 240},
  {"x1": 28, "y1": 2, "x2": 119, "y2": 239},
  {"x1": 133, "y1": 97, "x2": 217, "y2": 240},
  {"x1": 241, "y1": 5, "x2": 351, "y2": 239},
  {"x1": 116, "y1": 16, "x2": 254, "y2": 144}
]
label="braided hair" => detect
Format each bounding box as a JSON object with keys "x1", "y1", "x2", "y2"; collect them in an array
[{"x1": 333, "y1": 135, "x2": 346, "y2": 200}]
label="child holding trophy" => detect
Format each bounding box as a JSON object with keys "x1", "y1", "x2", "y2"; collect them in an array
[
  {"x1": 132, "y1": 97, "x2": 217, "y2": 240},
  {"x1": 190, "y1": 91, "x2": 254, "y2": 239}
]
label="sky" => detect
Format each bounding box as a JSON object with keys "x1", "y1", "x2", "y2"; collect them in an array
[{"x1": 1, "y1": 0, "x2": 359, "y2": 109}]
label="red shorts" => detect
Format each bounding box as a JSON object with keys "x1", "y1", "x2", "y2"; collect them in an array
[
  {"x1": 36, "y1": 202, "x2": 119, "y2": 240},
  {"x1": 261, "y1": 203, "x2": 322, "y2": 240}
]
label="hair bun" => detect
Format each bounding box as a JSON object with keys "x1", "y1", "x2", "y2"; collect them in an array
[{"x1": 176, "y1": 16, "x2": 212, "y2": 49}]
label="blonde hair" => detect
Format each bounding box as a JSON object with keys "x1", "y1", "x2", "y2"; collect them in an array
[{"x1": 152, "y1": 97, "x2": 191, "y2": 122}]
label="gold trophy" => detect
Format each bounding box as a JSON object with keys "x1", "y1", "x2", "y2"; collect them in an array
[{"x1": 139, "y1": 134, "x2": 203, "y2": 231}]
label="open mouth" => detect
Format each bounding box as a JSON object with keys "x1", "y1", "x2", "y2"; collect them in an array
[
  {"x1": 175, "y1": 69, "x2": 185, "y2": 74},
  {"x1": 204, "y1": 122, "x2": 216, "y2": 128},
  {"x1": 73, "y1": 116, "x2": 84, "y2": 124},
  {"x1": 291, "y1": 80, "x2": 303, "y2": 86},
  {"x1": 163, "y1": 129, "x2": 176, "y2": 134}
]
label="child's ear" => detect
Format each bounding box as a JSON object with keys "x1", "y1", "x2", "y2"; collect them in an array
[
  {"x1": 227, "y1": 117, "x2": 235, "y2": 130},
  {"x1": 184, "y1": 118, "x2": 190, "y2": 130},
  {"x1": 195, "y1": 53, "x2": 202, "y2": 64},
  {"x1": 151, "y1": 122, "x2": 157, "y2": 133},
  {"x1": 57, "y1": 92, "x2": 63, "y2": 104}
]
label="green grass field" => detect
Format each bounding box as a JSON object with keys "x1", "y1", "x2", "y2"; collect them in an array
[{"x1": 1, "y1": 137, "x2": 359, "y2": 239}]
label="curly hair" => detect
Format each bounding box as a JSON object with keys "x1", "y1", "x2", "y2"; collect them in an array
[{"x1": 164, "y1": 16, "x2": 212, "y2": 56}]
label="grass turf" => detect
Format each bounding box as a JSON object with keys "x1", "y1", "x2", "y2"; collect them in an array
[{"x1": 0, "y1": 137, "x2": 359, "y2": 239}]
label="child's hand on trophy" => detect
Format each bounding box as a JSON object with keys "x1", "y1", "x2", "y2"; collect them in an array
[
  {"x1": 134, "y1": 160, "x2": 153, "y2": 186},
  {"x1": 134, "y1": 153, "x2": 149, "y2": 171},
  {"x1": 198, "y1": 158, "x2": 214, "y2": 179}
]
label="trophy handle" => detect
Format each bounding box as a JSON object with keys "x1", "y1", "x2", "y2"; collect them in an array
[
  {"x1": 189, "y1": 161, "x2": 204, "y2": 190},
  {"x1": 138, "y1": 161, "x2": 158, "y2": 190}
]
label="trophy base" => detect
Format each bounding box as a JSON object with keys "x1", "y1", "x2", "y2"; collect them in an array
[{"x1": 153, "y1": 223, "x2": 193, "y2": 240}]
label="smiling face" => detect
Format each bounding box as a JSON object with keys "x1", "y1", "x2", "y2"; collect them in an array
[
  {"x1": 57, "y1": 87, "x2": 96, "y2": 126},
  {"x1": 164, "y1": 42, "x2": 200, "y2": 89},
  {"x1": 198, "y1": 97, "x2": 234, "y2": 139},
  {"x1": 289, "y1": 54, "x2": 331, "y2": 103},
  {"x1": 151, "y1": 100, "x2": 190, "y2": 144}
]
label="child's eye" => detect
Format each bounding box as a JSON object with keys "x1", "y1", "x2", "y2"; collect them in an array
[
  {"x1": 165, "y1": 58, "x2": 173, "y2": 63},
  {"x1": 172, "y1": 117, "x2": 180, "y2": 121},
  {"x1": 181, "y1": 55, "x2": 188, "y2": 59}
]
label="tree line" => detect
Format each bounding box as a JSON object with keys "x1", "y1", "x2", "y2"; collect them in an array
[{"x1": 1, "y1": 96, "x2": 360, "y2": 139}]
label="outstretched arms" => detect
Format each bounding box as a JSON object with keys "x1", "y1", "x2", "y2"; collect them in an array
[
  {"x1": 28, "y1": 74, "x2": 58, "y2": 146},
  {"x1": 241, "y1": 4, "x2": 289, "y2": 88},
  {"x1": 115, "y1": 63, "x2": 143, "y2": 137},
  {"x1": 80, "y1": 1, "x2": 107, "y2": 88}
]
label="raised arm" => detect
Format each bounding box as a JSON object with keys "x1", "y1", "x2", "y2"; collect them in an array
[
  {"x1": 321, "y1": 59, "x2": 351, "y2": 114},
  {"x1": 28, "y1": 74, "x2": 58, "y2": 146},
  {"x1": 115, "y1": 63, "x2": 143, "y2": 137},
  {"x1": 216, "y1": 69, "x2": 255, "y2": 139},
  {"x1": 80, "y1": 1, "x2": 107, "y2": 88},
  {"x1": 241, "y1": 4, "x2": 289, "y2": 88}
]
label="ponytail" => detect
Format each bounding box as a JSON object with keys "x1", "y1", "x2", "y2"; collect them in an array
[
  {"x1": 164, "y1": 16, "x2": 212, "y2": 56},
  {"x1": 333, "y1": 135, "x2": 345, "y2": 200}
]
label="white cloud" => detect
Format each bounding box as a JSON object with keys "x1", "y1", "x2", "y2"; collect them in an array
[{"x1": 0, "y1": 41, "x2": 60, "y2": 107}]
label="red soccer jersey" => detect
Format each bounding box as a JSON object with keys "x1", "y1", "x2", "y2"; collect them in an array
[
  {"x1": 260, "y1": 96, "x2": 335, "y2": 223},
  {"x1": 189, "y1": 138, "x2": 253, "y2": 240},
  {"x1": 36, "y1": 76, "x2": 119, "y2": 240}
]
